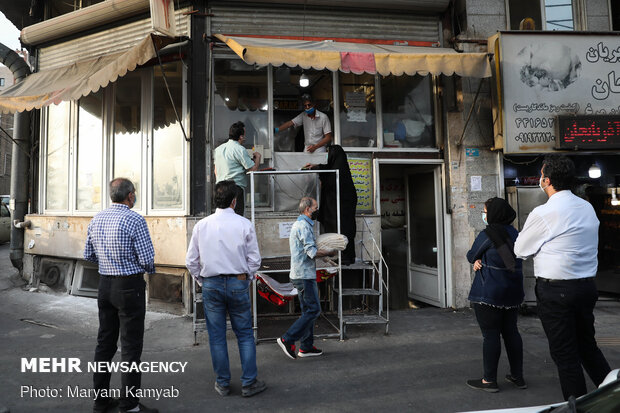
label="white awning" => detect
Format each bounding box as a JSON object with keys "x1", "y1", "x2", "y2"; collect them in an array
[
  {"x1": 0, "y1": 34, "x2": 175, "y2": 114},
  {"x1": 215, "y1": 34, "x2": 491, "y2": 78}
]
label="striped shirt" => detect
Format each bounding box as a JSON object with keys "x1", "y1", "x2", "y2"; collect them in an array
[{"x1": 84, "y1": 203, "x2": 155, "y2": 275}]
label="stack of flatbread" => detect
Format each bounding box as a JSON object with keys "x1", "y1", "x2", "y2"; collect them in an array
[{"x1": 317, "y1": 233, "x2": 348, "y2": 252}]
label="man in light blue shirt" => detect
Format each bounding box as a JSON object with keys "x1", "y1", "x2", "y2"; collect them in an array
[
  {"x1": 277, "y1": 197, "x2": 333, "y2": 359},
  {"x1": 214, "y1": 121, "x2": 261, "y2": 215},
  {"x1": 514, "y1": 154, "x2": 610, "y2": 400}
]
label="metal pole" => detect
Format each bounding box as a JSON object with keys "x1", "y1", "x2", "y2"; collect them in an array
[
  {"x1": 250, "y1": 172, "x2": 258, "y2": 343},
  {"x1": 336, "y1": 170, "x2": 343, "y2": 340}
]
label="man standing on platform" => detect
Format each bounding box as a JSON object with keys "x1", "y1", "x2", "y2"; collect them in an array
[
  {"x1": 186, "y1": 180, "x2": 266, "y2": 397},
  {"x1": 275, "y1": 94, "x2": 332, "y2": 153},
  {"x1": 277, "y1": 197, "x2": 334, "y2": 359},
  {"x1": 514, "y1": 154, "x2": 611, "y2": 400},
  {"x1": 84, "y1": 178, "x2": 157, "y2": 413}
]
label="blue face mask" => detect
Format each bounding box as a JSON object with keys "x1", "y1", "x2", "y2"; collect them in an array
[{"x1": 305, "y1": 107, "x2": 315, "y2": 116}]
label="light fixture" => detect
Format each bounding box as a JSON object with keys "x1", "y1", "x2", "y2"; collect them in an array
[
  {"x1": 224, "y1": 97, "x2": 230, "y2": 102},
  {"x1": 588, "y1": 164, "x2": 601, "y2": 179},
  {"x1": 299, "y1": 73, "x2": 309, "y2": 88},
  {"x1": 612, "y1": 188, "x2": 620, "y2": 206},
  {"x1": 261, "y1": 104, "x2": 268, "y2": 111}
]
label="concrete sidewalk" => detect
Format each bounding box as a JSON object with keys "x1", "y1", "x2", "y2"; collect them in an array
[{"x1": 1, "y1": 243, "x2": 619, "y2": 413}]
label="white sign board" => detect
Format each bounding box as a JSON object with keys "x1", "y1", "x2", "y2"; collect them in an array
[
  {"x1": 500, "y1": 33, "x2": 620, "y2": 153},
  {"x1": 150, "y1": 0, "x2": 177, "y2": 38},
  {"x1": 278, "y1": 222, "x2": 295, "y2": 239}
]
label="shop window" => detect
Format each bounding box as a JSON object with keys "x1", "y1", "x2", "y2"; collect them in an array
[
  {"x1": 507, "y1": 0, "x2": 576, "y2": 30},
  {"x1": 612, "y1": 1, "x2": 620, "y2": 31},
  {"x1": 380, "y1": 75, "x2": 435, "y2": 149},
  {"x1": 152, "y1": 62, "x2": 184, "y2": 210},
  {"x1": 273, "y1": 66, "x2": 334, "y2": 152},
  {"x1": 338, "y1": 73, "x2": 377, "y2": 149},
  {"x1": 76, "y1": 91, "x2": 103, "y2": 211},
  {"x1": 213, "y1": 58, "x2": 270, "y2": 207},
  {"x1": 113, "y1": 70, "x2": 144, "y2": 211},
  {"x1": 45, "y1": 101, "x2": 71, "y2": 211}
]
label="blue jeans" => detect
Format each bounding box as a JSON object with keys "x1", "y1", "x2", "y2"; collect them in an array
[
  {"x1": 283, "y1": 279, "x2": 321, "y2": 351},
  {"x1": 202, "y1": 276, "x2": 257, "y2": 387}
]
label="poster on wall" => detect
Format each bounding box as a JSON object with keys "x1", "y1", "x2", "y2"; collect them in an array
[
  {"x1": 348, "y1": 157, "x2": 372, "y2": 211},
  {"x1": 499, "y1": 32, "x2": 620, "y2": 154}
]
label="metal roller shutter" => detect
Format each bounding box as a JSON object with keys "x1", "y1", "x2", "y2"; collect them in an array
[
  {"x1": 39, "y1": 8, "x2": 192, "y2": 71},
  {"x1": 209, "y1": 4, "x2": 441, "y2": 46}
]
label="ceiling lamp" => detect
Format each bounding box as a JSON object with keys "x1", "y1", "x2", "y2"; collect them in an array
[
  {"x1": 588, "y1": 164, "x2": 601, "y2": 179},
  {"x1": 299, "y1": 73, "x2": 309, "y2": 88}
]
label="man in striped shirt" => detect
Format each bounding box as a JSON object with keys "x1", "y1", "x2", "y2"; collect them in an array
[{"x1": 84, "y1": 178, "x2": 157, "y2": 413}]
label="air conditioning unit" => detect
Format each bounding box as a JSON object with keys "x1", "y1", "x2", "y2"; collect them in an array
[
  {"x1": 35, "y1": 257, "x2": 75, "y2": 293},
  {"x1": 71, "y1": 261, "x2": 100, "y2": 298}
]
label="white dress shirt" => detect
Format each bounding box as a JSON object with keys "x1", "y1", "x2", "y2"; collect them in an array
[
  {"x1": 514, "y1": 190, "x2": 599, "y2": 280},
  {"x1": 185, "y1": 208, "x2": 261, "y2": 281},
  {"x1": 292, "y1": 110, "x2": 331, "y2": 152}
]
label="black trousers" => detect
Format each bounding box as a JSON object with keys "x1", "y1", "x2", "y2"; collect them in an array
[
  {"x1": 473, "y1": 303, "x2": 523, "y2": 382},
  {"x1": 94, "y1": 275, "x2": 146, "y2": 410},
  {"x1": 535, "y1": 277, "x2": 610, "y2": 400},
  {"x1": 234, "y1": 185, "x2": 245, "y2": 216}
]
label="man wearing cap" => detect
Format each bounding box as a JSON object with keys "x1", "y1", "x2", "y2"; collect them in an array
[{"x1": 275, "y1": 94, "x2": 332, "y2": 153}]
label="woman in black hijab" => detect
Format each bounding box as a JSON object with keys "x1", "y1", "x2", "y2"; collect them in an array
[
  {"x1": 307, "y1": 145, "x2": 357, "y2": 264},
  {"x1": 465, "y1": 197, "x2": 525, "y2": 393}
]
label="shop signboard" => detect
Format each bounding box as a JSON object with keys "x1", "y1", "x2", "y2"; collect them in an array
[{"x1": 498, "y1": 32, "x2": 620, "y2": 154}]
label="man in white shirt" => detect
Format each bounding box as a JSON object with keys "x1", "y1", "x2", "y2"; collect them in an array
[
  {"x1": 275, "y1": 94, "x2": 332, "y2": 153},
  {"x1": 185, "y1": 180, "x2": 266, "y2": 398},
  {"x1": 514, "y1": 155, "x2": 610, "y2": 400}
]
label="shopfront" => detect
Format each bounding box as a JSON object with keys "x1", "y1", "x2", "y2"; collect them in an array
[{"x1": 490, "y1": 31, "x2": 620, "y2": 299}]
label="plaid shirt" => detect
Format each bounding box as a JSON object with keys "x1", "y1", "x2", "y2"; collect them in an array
[{"x1": 84, "y1": 203, "x2": 155, "y2": 275}]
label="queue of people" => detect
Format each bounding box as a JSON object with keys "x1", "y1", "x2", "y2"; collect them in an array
[
  {"x1": 465, "y1": 154, "x2": 610, "y2": 400},
  {"x1": 84, "y1": 131, "x2": 609, "y2": 410}
]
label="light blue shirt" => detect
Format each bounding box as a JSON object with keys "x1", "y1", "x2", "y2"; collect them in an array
[
  {"x1": 514, "y1": 190, "x2": 599, "y2": 280},
  {"x1": 214, "y1": 139, "x2": 255, "y2": 188},
  {"x1": 289, "y1": 215, "x2": 317, "y2": 280}
]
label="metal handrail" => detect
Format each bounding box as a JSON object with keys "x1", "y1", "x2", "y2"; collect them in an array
[{"x1": 359, "y1": 217, "x2": 389, "y2": 324}]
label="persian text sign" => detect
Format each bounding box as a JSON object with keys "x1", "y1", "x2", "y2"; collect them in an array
[
  {"x1": 500, "y1": 32, "x2": 620, "y2": 153},
  {"x1": 348, "y1": 158, "x2": 372, "y2": 211}
]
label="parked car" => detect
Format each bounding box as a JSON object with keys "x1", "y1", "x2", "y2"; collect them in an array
[
  {"x1": 0, "y1": 202, "x2": 10, "y2": 243},
  {"x1": 459, "y1": 369, "x2": 620, "y2": 413}
]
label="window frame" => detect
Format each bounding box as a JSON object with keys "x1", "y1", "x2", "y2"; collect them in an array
[
  {"x1": 505, "y1": 0, "x2": 584, "y2": 31},
  {"x1": 40, "y1": 64, "x2": 189, "y2": 217}
]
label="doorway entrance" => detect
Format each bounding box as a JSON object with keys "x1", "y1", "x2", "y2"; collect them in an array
[{"x1": 378, "y1": 161, "x2": 447, "y2": 308}]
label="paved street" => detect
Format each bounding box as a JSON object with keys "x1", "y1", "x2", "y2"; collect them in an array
[{"x1": 1, "y1": 243, "x2": 619, "y2": 413}]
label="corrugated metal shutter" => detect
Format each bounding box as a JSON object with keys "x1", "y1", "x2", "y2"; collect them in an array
[
  {"x1": 209, "y1": 4, "x2": 441, "y2": 45},
  {"x1": 39, "y1": 8, "x2": 191, "y2": 71}
]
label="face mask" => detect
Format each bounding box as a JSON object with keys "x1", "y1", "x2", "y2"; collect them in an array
[
  {"x1": 482, "y1": 212, "x2": 487, "y2": 225},
  {"x1": 310, "y1": 209, "x2": 319, "y2": 220},
  {"x1": 305, "y1": 107, "x2": 315, "y2": 116},
  {"x1": 539, "y1": 176, "x2": 548, "y2": 192}
]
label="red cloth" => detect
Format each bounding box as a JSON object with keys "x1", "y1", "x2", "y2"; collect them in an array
[{"x1": 340, "y1": 52, "x2": 376, "y2": 74}]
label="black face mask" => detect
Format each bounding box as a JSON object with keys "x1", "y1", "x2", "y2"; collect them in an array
[{"x1": 310, "y1": 209, "x2": 319, "y2": 220}]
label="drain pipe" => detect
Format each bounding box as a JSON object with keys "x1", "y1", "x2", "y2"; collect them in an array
[{"x1": 0, "y1": 43, "x2": 32, "y2": 271}]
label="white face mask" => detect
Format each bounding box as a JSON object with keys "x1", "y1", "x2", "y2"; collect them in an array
[
  {"x1": 482, "y1": 212, "x2": 488, "y2": 225},
  {"x1": 539, "y1": 176, "x2": 548, "y2": 192}
]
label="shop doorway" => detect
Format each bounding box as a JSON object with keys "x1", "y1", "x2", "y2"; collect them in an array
[{"x1": 378, "y1": 161, "x2": 447, "y2": 308}]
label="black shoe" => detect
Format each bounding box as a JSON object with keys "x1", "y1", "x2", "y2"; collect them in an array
[
  {"x1": 241, "y1": 379, "x2": 267, "y2": 397},
  {"x1": 118, "y1": 403, "x2": 159, "y2": 413},
  {"x1": 277, "y1": 337, "x2": 296, "y2": 359},
  {"x1": 466, "y1": 379, "x2": 499, "y2": 393},
  {"x1": 505, "y1": 374, "x2": 528, "y2": 389},
  {"x1": 214, "y1": 382, "x2": 230, "y2": 396},
  {"x1": 298, "y1": 346, "x2": 323, "y2": 358},
  {"x1": 93, "y1": 398, "x2": 118, "y2": 413}
]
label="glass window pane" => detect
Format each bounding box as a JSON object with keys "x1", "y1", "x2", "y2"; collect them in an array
[
  {"x1": 339, "y1": 73, "x2": 376, "y2": 148},
  {"x1": 76, "y1": 91, "x2": 103, "y2": 211},
  {"x1": 545, "y1": 0, "x2": 574, "y2": 30},
  {"x1": 46, "y1": 102, "x2": 70, "y2": 210},
  {"x1": 114, "y1": 70, "x2": 142, "y2": 209},
  {"x1": 508, "y1": 0, "x2": 543, "y2": 30},
  {"x1": 273, "y1": 66, "x2": 333, "y2": 152},
  {"x1": 380, "y1": 75, "x2": 435, "y2": 148},
  {"x1": 214, "y1": 59, "x2": 270, "y2": 207},
  {"x1": 152, "y1": 62, "x2": 184, "y2": 209}
]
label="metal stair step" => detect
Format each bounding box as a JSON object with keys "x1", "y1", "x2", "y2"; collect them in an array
[
  {"x1": 334, "y1": 288, "x2": 381, "y2": 296},
  {"x1": 342, "y1": 314, "x2": 388, "y2": 325}
]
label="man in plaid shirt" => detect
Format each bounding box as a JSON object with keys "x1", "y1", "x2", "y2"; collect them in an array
[{"x1": 84, "y1": 178, "x2": 157, "y2": 413}]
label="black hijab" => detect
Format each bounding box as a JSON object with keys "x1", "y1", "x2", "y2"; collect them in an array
[{"x1": 483, "y1": 197, "x2": 517, "y2": 272}]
